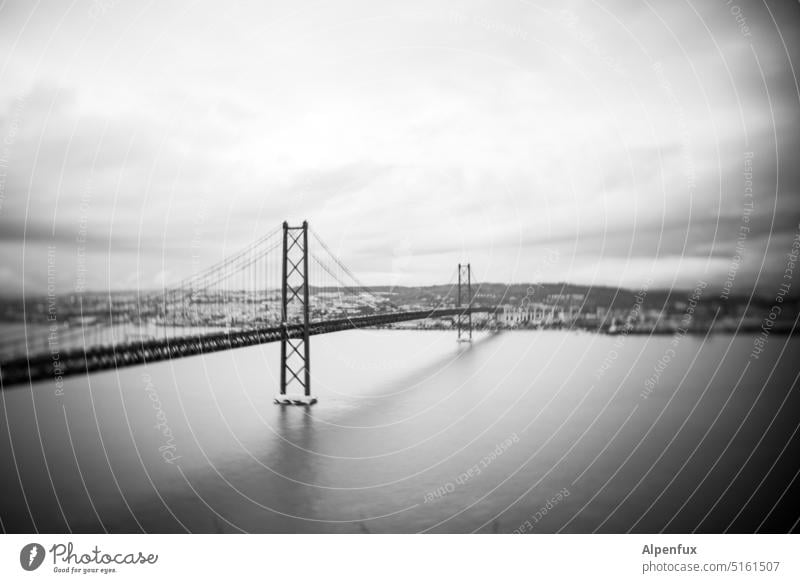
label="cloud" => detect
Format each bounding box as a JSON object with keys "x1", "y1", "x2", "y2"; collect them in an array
[{"x1": 0, "y1": 0, "x2": 798, "y2": 295}]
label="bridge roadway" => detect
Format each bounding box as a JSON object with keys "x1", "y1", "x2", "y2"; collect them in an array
[{"x1": 0, "y1": 307, "x2": 495, "y2": 387}]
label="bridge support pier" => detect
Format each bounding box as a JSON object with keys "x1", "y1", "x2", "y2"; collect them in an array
[
  {"x1": 275, "y1": 220, "x2": 317, "y2": 406},
  {"x1": 457, "y1": 263, "x2": 472, "y2": 342}
]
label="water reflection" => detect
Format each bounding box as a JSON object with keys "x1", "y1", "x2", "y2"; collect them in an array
[{"x1": 1, "y1": 330, "x2": 798, "y2": 533}]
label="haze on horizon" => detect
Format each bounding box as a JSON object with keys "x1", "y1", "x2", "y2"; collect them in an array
[{"x1": 1, "y1": 0, "x2": 799, "y2": 297}]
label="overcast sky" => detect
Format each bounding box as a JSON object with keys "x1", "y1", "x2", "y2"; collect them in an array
[{"x1": 1, "y1": 0, "x2": 799, "y2": 295}]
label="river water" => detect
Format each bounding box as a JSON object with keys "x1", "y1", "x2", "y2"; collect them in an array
[{"x1": 1, "y1": 330, "x2": 798, "y2": 533}]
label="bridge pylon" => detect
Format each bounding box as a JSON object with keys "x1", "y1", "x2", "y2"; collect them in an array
[
  {"x1": 457, "y1": 263, "x2": 473, "y2": 342},
  {"x1": 275, "y1": 220, "x2": 317, "y2": 405}
]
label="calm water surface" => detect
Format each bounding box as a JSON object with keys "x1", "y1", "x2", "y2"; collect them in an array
[{"x1": 1, "y1": 330, "x2": 798, "y2": 533}]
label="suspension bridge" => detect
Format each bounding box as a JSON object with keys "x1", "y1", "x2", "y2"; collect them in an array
[{"x1": 0, "y1": 221, "x2": 496, "y2": 404}]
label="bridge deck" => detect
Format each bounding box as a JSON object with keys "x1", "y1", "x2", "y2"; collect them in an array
[{"x1": 0, "y1": 308, "x2": 495, "y2": 387}]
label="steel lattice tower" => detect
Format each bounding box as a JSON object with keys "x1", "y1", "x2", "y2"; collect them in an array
[
  {"x1": 276, "y1": 220, "x2": 316, "y2": 405},
  {"x1": 457, "y1": 263, "x2": 472, "y2": 342}
]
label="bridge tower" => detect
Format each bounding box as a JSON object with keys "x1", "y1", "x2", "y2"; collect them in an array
[
  {"x1": 457, "y1": 263, "x2": 472, "y2": 342},
  {"x1": 275, "y1": 220, "x2": 317, "y2": 405}
]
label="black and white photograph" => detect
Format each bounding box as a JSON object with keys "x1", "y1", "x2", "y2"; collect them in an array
[{"x1": 1, "y1": 0, "x2": 799, "y2": 579}]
